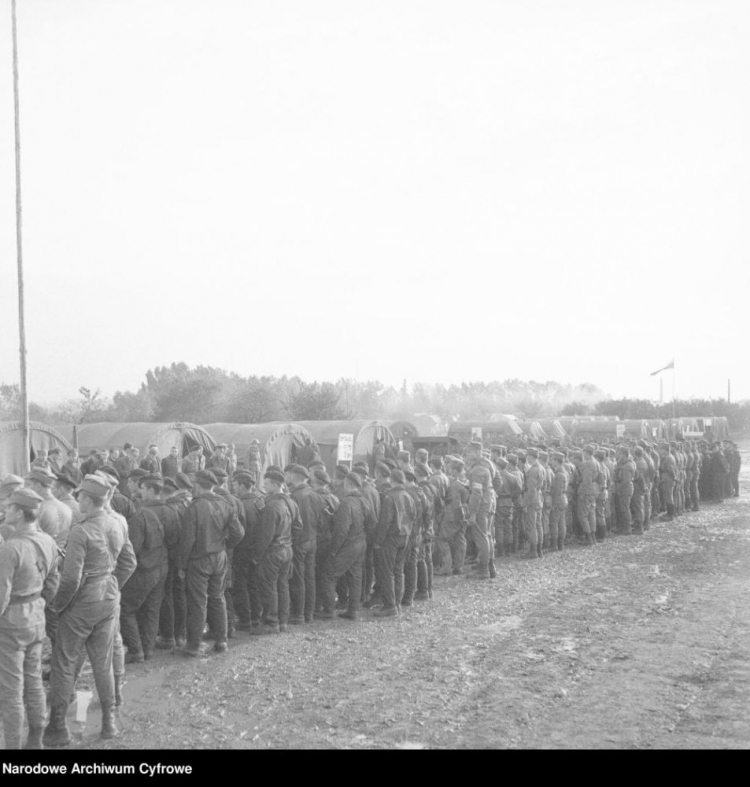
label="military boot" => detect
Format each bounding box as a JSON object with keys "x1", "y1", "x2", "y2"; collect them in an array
[
  {"x1": 115, "y1": 675, "x2": 125, "y2": 707},
  {"x1": 43, "y1": 704, "x2": 71, "y2": 748},
  {"x1": 100, "y1": 703, "x2": 119, "y2": 739},
  {"x1": 24, "y1": 725, "x2": 44, "y2": 750},
  {"x1": 472, "y1": 562, "x2": 490, "y2": 579}
]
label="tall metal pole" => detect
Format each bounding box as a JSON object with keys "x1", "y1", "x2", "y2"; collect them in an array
[
  {"x1": 12, "y1": 0, "x2": 30, "y2": 473},
  {"x1": 671, "y1": 363, "x2": 676, "y2": 419}
]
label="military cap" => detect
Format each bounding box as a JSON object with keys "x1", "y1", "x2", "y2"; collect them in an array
[
  {"x1": 607, "y1": 448, "x2": 616, "y2": 457},
  {"x1": 234, "y1": 472, "x2": 255, "y2": 487},
  {"x1": 551, "y1": 452, "x2": 565, "y2": 463},
  {"x1": 7, "y1": 487, "x2": 43, "y2": 510},
  {"x1": 538, "y1": 450, "x2": 549, "y2": 460},
  {"x1": 123, "y1": 442, "x2": 133, "y2": 451},
  {"x1": 334, "y1": 464, "x2": 350, "y2": 478},
  {"x1": 345, "y1": 472, "x2": 362, "y2": 488},
  {"x1": 194, "y1": 470, "x2": 218, "y2": 486},
  {"x1": 516, "y1": 450, "x2": 527, "y2": 460},
  {"x1": 100, "y1": 465, "x2": 120, "y2": 482},
  {"x1": 162, "y1": 477, "x2": 179, "y2": 492},
  {"x1": 288, "y1": 464, "x2": 310, "y2": 479},
  {"x1": 312, "y1": 469, "x2": 331, "y2": 485},
  {"x1": 390, "y1": 469, "x2": 406, "y2": 484},
  {"x1": 593, "y1": 449, "x2": 606, "y2": 460},
  {"x1": 571, "y1": 450, "x2": 583, "y2": 460},
  {"x1": 352, "y1": 466, "x2": 368, "y2": 477},
  {"x1": 353, "y1": 461, "x2": 369, "y2": 471},
  {"x1": 375, "y1": 463, "x2": 391, "y2": 477},
  {"x1": 526, "y1": 448, "x2": 539, "y2": 459},
  {"x1": 1, "y1": 474, "x2": 25, "y2": 489},
  {"x1": 583, "y1": 444, "x2": 595, "y2": 455},
  {"x1": 468, "y1": 440, "x2": 483, "y2": 451},
  {"x1": 490, "y1": 444, "x2": 505, "y2": 454},
  {"x1": 175, "y1": 472, "x2": 193, "y2": 490},
  {"x1": 266, "y1": 465, "x2": 282, "y2": 473},
  {"x1": 139, "y1": 473, "x2": 164, "y2": 487},
  {"x1": 26, "y1": 466, "x2": 56, "y2": 486},
  {"x1": 79, "y1": 475, "x2": 112, "y2": 497},
  {"x1": 415, "y1": 448, "x2": 428, "y2": 458},
  {"x1": 633, "y1": 446, "x2": 644, "y2": 457},
  {"x1": 506, "y1": 454, "x2": 518, "y2": 465},
  {"x1": 308, "y1": 460, "x2": 327, "y2": 471},
  {"x1": 212, "y1": 469, "x2": 228, "y2": 481},
  {"x1": 128, "y1": 468, "x2": 149, "y2": 480},
  {"x1": 217, "y1": 443, "x2": 228, "y2": 449},
  {"x1": 54, "y1": 472, "x2": 78, "y2": 489},
  {"x1": 404, "y1": 470, "x2": 417, "y2": 483},
  {"x1": 428, "y1": 456, "x2": 444, "y2": 469},
  {"x1": 264, "y1": 469, "x2": 286, "y2": 485},
  {"x1": 383, "y1": 459, "x2": 398, "y2": 470},
  {"x1": 450, "y1": 460, "x2": 465, "y2": 473},
  {"x1": 496, "y1": 456, "x2": 508, "y2": 468},
  {"x1": 414, "y1": 464, "x2": 429, "y2": 478}
]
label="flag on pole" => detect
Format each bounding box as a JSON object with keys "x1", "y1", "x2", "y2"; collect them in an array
[{"x1": 650, "y1": 359, "x2": 674, "y2": 376}]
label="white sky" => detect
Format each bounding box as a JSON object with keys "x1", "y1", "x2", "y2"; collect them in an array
[{"x1": 1, "y1": 0, "x2": 748, "y2": 405}]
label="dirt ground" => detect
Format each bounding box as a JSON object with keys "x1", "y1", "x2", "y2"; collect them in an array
[{"x1": 20, "y1": 444, "x2": 750, "y2": 749}]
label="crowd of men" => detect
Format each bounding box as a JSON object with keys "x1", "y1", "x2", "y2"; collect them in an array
[{"x1": 0, "y1": 435, "x2": 742, "y2": 749}]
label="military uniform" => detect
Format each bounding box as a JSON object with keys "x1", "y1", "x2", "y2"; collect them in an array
[
  {"x1": 615, "y1": 454, "x2": 636, "y2": 533},
  {"x1": 522, "y1": 454, "x2": 546, "y2": 557},
  {"x1": 120, "y1": 497, "x2": 180, "y2": 660},
  {"x1": 177, "y1": 479, "x2": 243, "y2": 652},
  {"x1": 437, "y1": 474, "x2": 468, "y2": 574},
  {"x1": 576, "y1": 451, "x2": 599, "y2": 542},
  {"x1": 45, "y1": 477, "x2": 137, "y2": 747},
  {"x1": 0, "y1": 490, "x2": 60, "y2": 749},
  {"x1": 466, "y1": 454, "x2": 495, "y2": 576},
  {"x1": 233, "y1": 484, "x2": 265, "y2": 630},
  {"x1": 659, "y1": 450, "x2": 677, "y2": 520},
  {"x1": 403, "y1": 483, "x2": 427, "y2": 604},
  {"x1": 289, "y1": 475, "x2": 323, "y2": 624},
  {"x1": 549, "y1": 460, "x2": 569, "y2": 550},
  {"x1": 159, "y1": 487, "x2": 191, "y2": 646},
  {"x1": 373, "y1": 476, "x2": 415, "y2": 615}
]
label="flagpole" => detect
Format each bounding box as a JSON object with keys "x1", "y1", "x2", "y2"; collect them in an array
[
  {"x1": 671, "y1": 360, "x2": 676, "y2": 419},
  {"x1": 11, "y1": 0, "x2": 30, "y2": 474}
]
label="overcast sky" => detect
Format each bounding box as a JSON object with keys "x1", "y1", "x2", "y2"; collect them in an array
[{"x1": 1, "y1": 0, "x2": 748, "y2": 405}]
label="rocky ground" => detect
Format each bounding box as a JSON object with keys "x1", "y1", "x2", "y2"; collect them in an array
[{"x1": 13, "y1": 445, "x2": 750, "y2": 750}]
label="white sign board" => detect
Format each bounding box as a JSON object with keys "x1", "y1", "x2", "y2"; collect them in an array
[
  {"x1": 337, "y1": 433, "x2": 354, "y2": 462},
  {"x1": 616, "y1": 424, "x2": 625, "y2": 439},
  {"x1": 471, "y1": 427, "x2": 483, "y2": 440}
]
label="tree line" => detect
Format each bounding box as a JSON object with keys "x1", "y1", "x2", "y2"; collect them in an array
[{"x1": 1, "y1": 364, "x2": 747, "y2": 431}]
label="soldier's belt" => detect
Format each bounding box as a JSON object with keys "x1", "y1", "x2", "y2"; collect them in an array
[{"x1": 8, "y1": 591, "x2": 42, "y2": 605}]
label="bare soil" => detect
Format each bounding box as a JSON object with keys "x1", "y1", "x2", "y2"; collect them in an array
[{"x1": 21, "y1": 445, "x2": 750, "y2": 749}]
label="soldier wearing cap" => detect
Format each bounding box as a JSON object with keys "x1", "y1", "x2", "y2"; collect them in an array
[
  {"x1": 0, "y1": 474, "x2": 25, "y2": 532},
  {"x1": 59, "y1": 449, "x2": 83, "y2": 487},
  {"x1": 287, "y1": 464, "x2": 323, "y2": 625},
  {"x1": 231, "y1": 472, "x2": 264, "y2": 631},
  {"x1": 156, "y1": 473, "x2": 193, "y2": 650},
  {"x1": 575, "y1": 446, "x2": 600, "y2": 546},
  {"x1": 316, "y1": 473, "x2": 373, "y2": 621},
  {"x1": 520, "y1": 447, "x2": 546, "y2": 558},
  {"x1": 490, "y1": 449, "x2": 515, "y2": 558},
  {"x1": 176, "y1": 471, "x2": 243, "y2": 656},
  {"x1": 25, "y1": 467, "x2": 72, "y2": 551},
  {"x1": 44, "y1": 475, "x2": 136, "y2": 747},
  {"x1": 433, "y1": 460, "x2": 468, "y2": 575},
  {"x1": 538, "y1": 451, "x2": 554, "y2": 551},
  {"x1": 207, "y1": 444, "x2": 229, "y2": 473},
  {"x1": 52, "y1": 473, "x2": 82, "y2": 526},
  {"x1": 505, "y1": 454, "x2": 525, "y2": 554},
  {"x1": 139, "y1": 444, "x2": 161, "y2": 475},
  {"x1": 126, "y1": 468, "x2": 149, "y2": 511},
  {"x1": 248, "y1": 470, "x2": 295, "y2": 635},
  {"x1": 593, "y1": 450, "x2": 610, "y2": 540},
  {"x1": 549, "y1": 453, "x2": 569, "y2": 551},
  {"x1": 372, "y1": 469, "x2": 415, "y2": 617},
  {"x1": 613, "y1": 446, "x2": 636, "y2": 535},
  {"x1": 97, "y1": 467, "x2": 136, "y2": 522},
  {"x1": 401, "y1": 471, "x2": 428, "y2": 606},
  {"x1": 310, "y1": 469, "x2": 342, "y2": 609},
  {"x1": 464, "y1": 441, "x2": 496, "y2": 578},
  {"x1": 119, "y1": 474, "x2": 180, "y2": 663},
  {"x1": 630, "y1": 447, "x2": 649, "y2": 536},
  {"x1": 0, "y1": 488, "x2": 60, "y2": 749}
]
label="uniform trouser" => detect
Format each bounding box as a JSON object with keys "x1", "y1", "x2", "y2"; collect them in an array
[
  {"x1": 542, "y1": 503, "x2": 551, "y2": 542},
  {"x1": 403, "y1": 535, "x2": 422, "y2": 603},
  {"x1": 630, "y1": 491, "x2": 644, "y2": 531},
  {"x1": 712, "y1": 474, "x2": 727, "y2": 503},
  {"x1": 44, "y1": 607, "x2": 59, "y2": 649},
  {"x1": 495, "y1": 506, "x2": 513, "y2": 549},
  {"x1": 643, "y1": 485, "x2": 652, "y2": 526},
  {"x1": 576, "y1": 495, "x2": 596, "y2": 535},
  {"x1": 513, "y1": 505, "x2": 525, "y2": 546},
  {"x1": 522, "y1": 506, "x2": 543, "y2": 548},
  {"x1": 290, "y1": 541, "x2": 316, "y2": 621},
  {"x1": 233, "y1": 550, "x2": 261, "y2": 626},
  {"x1": 565, "y1": 500, "x2": 574, "y2": 539},
  {"x1": 159, "y1": 563, "x2": 186, "y2": 642},
  {"x1": 417, "y1": 540, "x2": 433, "y2": 595},
  {"x1": 468, "y1": 519, "x2": 491, "y2": 566},
  {"x1": 256, "y1": 548, "x2": 292, "y2": 626},
  {"x1": 549, "y1": 503, "x2": 566, "y2": 543},
  {"x1": 375, "y1": 535, "x2": 408, "y2": 610},
  {"x1": 0, "y1": 623, "x2": 45, "y2": 749},
  {"x1": 616, "y1": 489, "x2": 633, "y2": 531},
  {"x1": 450, "y1": 526, "x2": 467, "y2": 571},
  {"x1": 690, "y1": 478, "x2": 700, "y2": 510},
  {"x1": 595, "y1": 496, "x2": 607, "y2": 534},
  {"x1": 676, "y1": 481, "x2": 685, "y2": 513},
  {"x1": 319, "y1": 538, "x2": 366, "y2": 614},
  {"x1": 185, "y1": 552, "x2": 228, "y2": 650},
  {"x1": 362, "y1": 541, "x2": 376, "y2": 603},
  {"x1": 660, "y1": 478, "x2": 675, "y2": 508},
  {"x1": 49, "y1": 596, "x2": 118, "y2": 709},
  {"x1": 120, "y1": 564, "x2": 168, "y2": 657},
  {"x1": 724, "y1": 474, "x2": 733, "y2": 498},
  {"x1": 731, "y1": 472, "x2": 740, "y2": 496}
]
